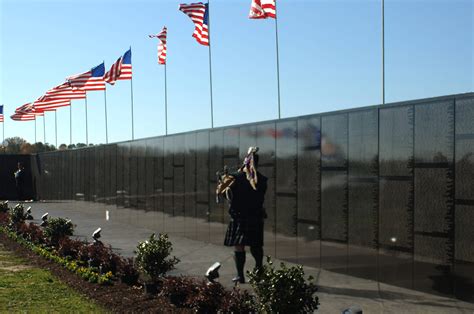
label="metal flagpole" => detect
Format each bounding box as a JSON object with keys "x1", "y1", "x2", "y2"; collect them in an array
[
  {"x1": 207, "y1": 0, "x2": 214, "y2": 128},
  {"x1": 55, "y1": 110, "x2": 58, "y2": 148},
  {"x1": 130, "y1": 77, "x2": 135, "y2": 140},
  {"x1": 104, "y1": 88, "x2": 109, "y2": 144},
  {"x1": 85, "y1": 95, "x2": 89, "y2": 145},
  {"x1": 2, "y1": 104, "x2": 4, "y2": 150},
  {"x1": 43, "y1": 114, "x2": 46, "y2": 144},
  {"x1": 2, "y1": 109, "x2": 4, "y2": 152},
  {"x1": 103, "y1": 60, "x2": 109, "y2": 144},
  {"x1": 382, "y1": 0, "x2": 385, "y2": 105},
  {"x1": 130, "y1": 46, "x2": 135, "y2": 140},
  {"x1": 164, "y1": 63, "x2": 168, "y2": 135},
  {"x1": 274, "y1": 0, "x2": 282, "y2": 119},
  {"x1": 70, "y1": 103, "x2": 72, "y2": 145},
  {"x1": 34, "y1": 118, "x2": 37, "y2": 143}
]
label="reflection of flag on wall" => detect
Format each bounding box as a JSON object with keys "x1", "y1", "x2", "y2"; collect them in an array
[
  {"x1": 67, "y1": 63, "x2": 106, "y2": 91},
  {"x1": 179, "y1": 3, "x2": 209, "y2": 46},
  {"x1": 249, "y1": 0, "x2": 276, "y2": 19},
  {"x1": 149, "y1": 27, "x2": 168, "y2": 65},
  {"x1": 0, "y1": 105, "x2": 3, "y2": 122},
  {"x1": 104, "y1": 49, "x2": 133, "y2": 85}
]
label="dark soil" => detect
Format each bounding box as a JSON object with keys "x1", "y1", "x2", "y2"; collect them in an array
[{"x1": 0, "y1": 232, "x2": 189, "y2": 313}]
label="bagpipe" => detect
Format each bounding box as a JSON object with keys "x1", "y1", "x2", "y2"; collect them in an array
[
  {"x1": 215, "y1": 165, "x2": 241, "y2": 204},
  {"x1": 215, "y1": 147, "x2": 259, "y2": 204}
]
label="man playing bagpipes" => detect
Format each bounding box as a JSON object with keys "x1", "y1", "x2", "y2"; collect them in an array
[{"x1": 216, "y1": 147, "x2": 268, "y2": 284}]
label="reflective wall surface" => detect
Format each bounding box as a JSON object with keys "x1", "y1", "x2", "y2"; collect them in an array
[{"x1": 36, "y1": 93, "x2": 474, "y2": 302}]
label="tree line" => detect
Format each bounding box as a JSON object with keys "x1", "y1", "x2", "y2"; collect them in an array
[{"x1": 0, "y1": 137, "x2": 96, "y2": 154}]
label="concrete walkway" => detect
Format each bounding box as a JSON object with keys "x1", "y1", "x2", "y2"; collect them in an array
[{"x1": 18, "y1": 200, "x2": 474, "y2": 314}]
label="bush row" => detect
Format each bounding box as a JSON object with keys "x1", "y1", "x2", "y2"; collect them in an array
[{"x1": 0, "y1": 202, "x2": 319, "y2": 313}]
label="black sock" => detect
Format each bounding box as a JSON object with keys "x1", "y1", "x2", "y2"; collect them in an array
[
  {"x1": 250, "y1": 246, "x2": 263, "y2": 270},
  {"x1": 234, "y1": 251, "x2": 246, "y2": 282}
]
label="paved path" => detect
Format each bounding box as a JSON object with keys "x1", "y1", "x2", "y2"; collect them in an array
[{"x1": 18, "y1": 200, "x2": 474, "y2": 313}]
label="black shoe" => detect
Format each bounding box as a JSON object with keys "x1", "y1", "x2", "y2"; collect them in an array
[{"x1": 232, "y1": 276, "x2": 245, "y2": 284}]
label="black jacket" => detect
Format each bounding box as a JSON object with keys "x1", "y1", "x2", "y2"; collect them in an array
[{"x1": 228, "y1": 172, "x2": 268, "y2": 220}]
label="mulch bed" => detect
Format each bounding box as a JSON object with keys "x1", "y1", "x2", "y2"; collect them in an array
[{"x1": 0, "y1": 232, "x2": 188, "y2": 313}]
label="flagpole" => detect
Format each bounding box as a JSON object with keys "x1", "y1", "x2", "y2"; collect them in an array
[
  {"x1": 2, "y1": 107, "x2": 4, "y2": 152},
  {"x1": 34, "y1": 118, "x2": 37, "y2": 144},
  {"x1": 274, "y1": 0, "x2": 281, "y2": 119},
  {"x1": 164, "y1": 63, "x2": 168, "y2": 135},
  {"x1": 130, "y1": 78, "x2": 135, "y2": 140},
  {"x1": 70, "y1": 103, "x2": 72, "y2": 146},
  {"x1": 207, "y1": 0, "x2": 214, "y2": 128},
  {"x1": 85, "y1": 95, "x2": 89, "y2": 145},
  {"x1": 382, "y1": 0, "x2": 385, "y2": 105},
  {"x1": 55, "y1": 110, "x2": 58, "y2": 148},
  {"x1": 43, "y1": 114, "x2": 46, "y2": 144},
  {"x1": 130, "y1": 46, "x2": 135, "y2": 140},
  {"x1": 104, "y1": 88, "x2": 109, "y2": 144},
  {"x1": 2, "y1": 105, "x2": 4, "y2": 151}
]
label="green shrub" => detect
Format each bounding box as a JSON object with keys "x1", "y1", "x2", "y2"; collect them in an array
[
  {"x1": 9, "y1": 204, "x2": 26, "y2": 228},
  {"x1": 0, "y1": 201, "x2": 9, "y2": 213},
  {"x1": 44, "y1": 217, "x2": 74, "y2": 246},
  {"x1": 135, "y1": 233, "x2": 180, "y2": 281},
  {"x1": 248, "y1": 256, "x2": 319, "y2": 313}
]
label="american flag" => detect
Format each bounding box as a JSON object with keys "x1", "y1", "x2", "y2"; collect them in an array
[
  {"x1": 45, "y1": 82, "x2": 86, "y2": 100},
  {"x1": 0, "y1": 105, "x2": 3, "y2": 122},
  {"x1": 249, "y1": 0, "x2": 276, "y2": 19},
  {"x1": 15, "y1": 103, "x2": 36, "y2": 114},
  {"x1": 12, "y1": 103, "x2": 43, "y2": 121},
  {"x1": 33, "y1": 96, "x2": 71, "y2": 112},
  {"x1": 179, "y1": 3, "x2": 209, "y2": 46},
  {"x1": 67, "y1": 63, "x2": 106, "y2": 91},
  {"x1": 149, "y1": 26, "x2": 167, "y2": 65},
  {"x1": 104, "y1": 49, "x2": 133, "y2": 85},
  {"x1": 10, "y1": 113, "x2": 37, "y2": 121}
]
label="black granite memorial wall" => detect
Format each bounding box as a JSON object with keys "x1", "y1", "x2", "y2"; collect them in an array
[
  {"x1": 0, "y1": 154, "x2": 39, "y2": 200},
  {"x1": 33, "y1": 93, "x2": 474, "y2": 301}
]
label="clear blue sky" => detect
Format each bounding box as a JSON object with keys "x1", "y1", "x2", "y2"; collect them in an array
[{"x1": 1, "y1": 0, "x2": 472, "y2": 146}]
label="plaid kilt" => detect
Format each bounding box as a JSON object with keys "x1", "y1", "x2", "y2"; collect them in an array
[{"x1": 224, "y1": 218, "x2": 264, "y2": 247}]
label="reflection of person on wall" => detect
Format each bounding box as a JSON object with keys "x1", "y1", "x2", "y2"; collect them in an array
[
  {"x1": 14, "y1": 162, "x2": 25, "y2": 201},
  {"x1": 220, "y1": 147, "x2": 268, "y2": 284}
]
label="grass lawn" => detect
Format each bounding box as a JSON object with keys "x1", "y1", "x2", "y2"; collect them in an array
[{"x1": 0, "y1": 244, "x2": 106, "y2": 313}]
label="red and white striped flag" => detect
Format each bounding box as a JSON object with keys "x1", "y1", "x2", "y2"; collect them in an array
[
  {"x1": 249, "y1": 0, "x2": 276, "y2": 19},
  {"x1": 11, "y1": 113, "x2": 37, "y2": 121},
  {"x1": 45, "y1": 82, "x2": 86, "y2": 100},
  {"x1": 149, "y1": 26, "x2": 167, "y2": 65},
  {"x1": 33, "y1": 96, "x2": 71, "y2": 112},
  {"x1": 67, "y1": 63, "x2": 106, "y2": 91},
  {"x1": 15, "y1": 103, "x2": 36, "y2": 114},
  {"x1": 0, "y1": 105, "x2": 3, "y2": 122},
  {"x1": 104, "y1": 49, "x2": 132, "y2": 85},
  {"x1": 12, "y1": 103, "x2": 43, "y2": 121},
  {"x1": 179, "y1": 3, "x2": 209, "y2": 46}
]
